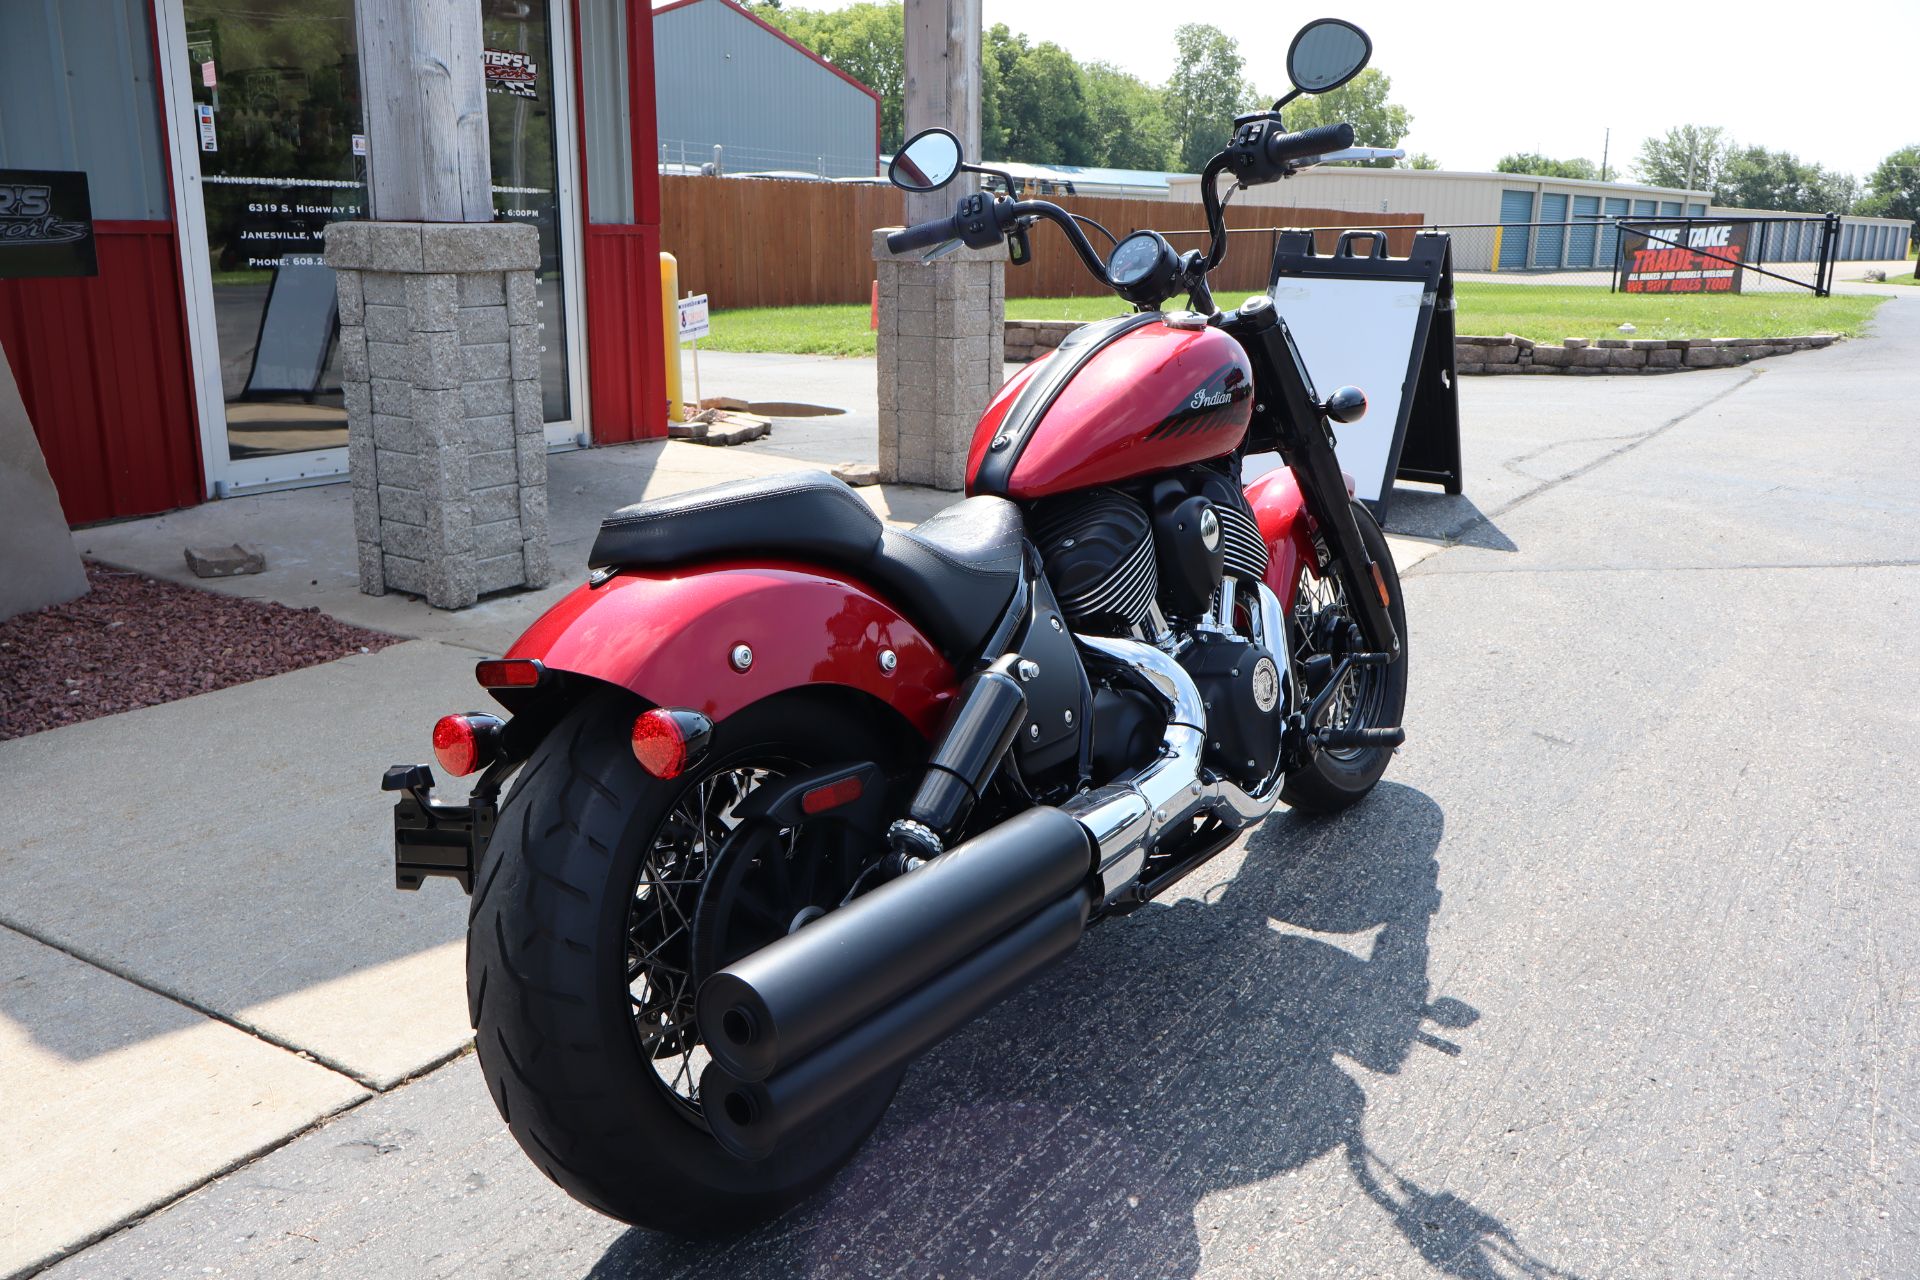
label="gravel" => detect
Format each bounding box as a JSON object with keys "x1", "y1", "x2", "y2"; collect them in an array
[{"x1": 0, "y1": 564, "x2": 403, "y2": 742}]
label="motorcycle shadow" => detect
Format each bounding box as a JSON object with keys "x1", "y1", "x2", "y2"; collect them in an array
[{"x1": 592, "y1": 782, "x2": 1580, "y2": 1280}]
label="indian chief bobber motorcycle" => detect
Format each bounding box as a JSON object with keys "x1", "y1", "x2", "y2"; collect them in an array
[{"x1": 383, "y1": 19, "x2": 1406, "y2": 1234}]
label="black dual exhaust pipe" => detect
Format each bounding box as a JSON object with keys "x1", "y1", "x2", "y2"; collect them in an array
[{"x1": 696, "y1": 806, "x2": 1095, "y2": 1161}]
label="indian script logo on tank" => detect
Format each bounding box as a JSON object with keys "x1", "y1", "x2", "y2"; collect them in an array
[
  {"x1": 1621, "y1": 222, "x2": 1749, "y2": 295},
  {"x1": 1145, "y1": 363, "x2": 1252, "y2": 441},
  {"x1": 483, "y1": 49, "x2": 539, "y2": 99}
]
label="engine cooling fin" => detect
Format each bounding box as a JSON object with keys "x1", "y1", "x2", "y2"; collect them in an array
[
  {"x1": 1030, "y1": 489, "x2": 1157, "y2": 635},
  {"x1": 1217, "y1": 501, "x2": 1269, "y2": 581}
]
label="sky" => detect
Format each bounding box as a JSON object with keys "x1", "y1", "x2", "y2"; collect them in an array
[{"x1": 802, "y1": 0, "x2": 1913, "y2": 180}]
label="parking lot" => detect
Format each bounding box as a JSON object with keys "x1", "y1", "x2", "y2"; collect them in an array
[{"x1": 9, "y1": 292, "x2": 1916, "y2": 1279}]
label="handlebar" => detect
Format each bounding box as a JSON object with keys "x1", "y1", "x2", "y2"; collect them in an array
[
  {"x1": 885, "y1": 117, "x2": 1354, "y2": 306},
  {"x1": 887, "y1": 197, "x2": 1112, "y2": 286},
  {"x1": 1268, "y1": 122, "x2": 1355, "y2": 166},
  {"x1": 885, "y1": 216, "x2": 961, "y2": 255}
]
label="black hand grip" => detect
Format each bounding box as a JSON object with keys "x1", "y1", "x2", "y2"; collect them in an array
[
  {"x1": 1268, "y1": 122, "x2": 1354, "y2": 166},
  {"x1": 887, "y1": 216, "x2": 961, "y2": 255}
]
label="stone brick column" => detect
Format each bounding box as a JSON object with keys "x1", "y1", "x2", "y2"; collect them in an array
[
  {"x1": 873, "y1": 231, "x2": 1006, "y2": 491},
  {"x1": 325, "y1": 221, "x2": 550, "y2": 609}
]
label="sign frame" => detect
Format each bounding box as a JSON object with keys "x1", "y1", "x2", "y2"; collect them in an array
[{"x1": 1266, "y1": 229, "x2": 1461, "y2": 515}]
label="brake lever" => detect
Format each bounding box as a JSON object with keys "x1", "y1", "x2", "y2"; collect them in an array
[{"x1": 921, "y1": 238, "x2": 964, "y2": 262}]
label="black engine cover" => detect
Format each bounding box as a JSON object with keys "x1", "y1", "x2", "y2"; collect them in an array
[{"x1": 1179, "y1": 633, "x2": 1283, "y2": 787}]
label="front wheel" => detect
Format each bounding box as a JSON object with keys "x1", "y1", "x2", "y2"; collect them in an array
[
  {"x1": 1280, "y1": 501, "x2": 1409, "y2": 814},
  {"x1": 467, "y1": 690, "x2": 909, "y2": 1234}
]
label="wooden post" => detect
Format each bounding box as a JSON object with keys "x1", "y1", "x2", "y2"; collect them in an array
[
  {"x1": 352, "y1": 0, "x2": 494, "y2": 222},
  {"x1": 878, "y1": 0, "x2": 1001, "y2": 491},
  {"x1": 902, "y1": 0, "x2": 982, "y2": 225}
]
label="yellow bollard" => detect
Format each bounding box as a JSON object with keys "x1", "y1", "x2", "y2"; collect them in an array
[
  {"x1": 1489, "y1": 226, "x2": 1502, "y2": 273},
  {"x1": 661, "y1": 252, "x2": 684, "y2": 423}
]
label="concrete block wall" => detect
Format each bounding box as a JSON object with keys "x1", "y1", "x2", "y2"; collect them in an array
[
  {"x1": 1455, "y1": 332, "x2": 1838, "y2": 375},
  {"x1": 874, "y1": 231, "x2": 1006, "y2": 491},
  {"x1": 1003, "y1": 318, "x2": 1840, "y2": 376},
  {"x1": 327, "y1": 222, "x2": 550, "y2": 609}
]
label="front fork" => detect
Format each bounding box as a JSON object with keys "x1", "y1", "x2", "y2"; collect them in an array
[{"x1": 1230, "y1": 306, "x2": 1401, "y2": 660}]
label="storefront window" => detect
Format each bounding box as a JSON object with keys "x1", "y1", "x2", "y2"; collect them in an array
[
  {"x1": 183, "y1": 0, "x2": 572, "y2": 462},
  {"x1": 482, "y1": 1, "x2": 570, "y2": 422},
  {"x1": 184, "y1": 0, "x2": 362, "y2": 460}
]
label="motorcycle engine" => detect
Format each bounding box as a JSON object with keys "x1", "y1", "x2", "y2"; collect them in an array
[
  {"x1": 1035, "y1": 472, "x2": 1284, "y2": 788},
  {"x1": 1030, "y1": 489, "x2": 1157, "y2": 636}
]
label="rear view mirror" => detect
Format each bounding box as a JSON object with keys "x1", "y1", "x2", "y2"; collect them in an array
[
  {"x1": 889, "y1": 129, "x2": 963, "y2": 193},
  {"x1": 1286, "y1": 19, "x2": 1372, "y2": 94}
]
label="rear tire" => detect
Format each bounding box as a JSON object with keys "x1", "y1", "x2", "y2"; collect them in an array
[
  {"x1": 1280, "y1": 501, "x2": 1409, "y2": 814},
  {"x1": 467, "y1": 690, "x2": 907, "y2": 1235}
]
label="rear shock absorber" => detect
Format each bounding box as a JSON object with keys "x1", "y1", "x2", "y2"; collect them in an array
[{"x1": 887, "y1": 654, "x2": 1029, "y2": 867}]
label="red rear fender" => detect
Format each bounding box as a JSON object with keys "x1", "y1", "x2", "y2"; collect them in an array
[{"x1": 505, "y1": 563, "x2": 958, "y2": 738}]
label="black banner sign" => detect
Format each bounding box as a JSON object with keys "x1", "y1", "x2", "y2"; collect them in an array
[
  {"x1": 0, "y1": 169, "x2": 97, "y2": 279},
  {"x1": 1620, "y1": 222, "x2": 1750, "y2": 294}
]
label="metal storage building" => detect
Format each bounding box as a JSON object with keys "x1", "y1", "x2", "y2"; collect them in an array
[
  {"x1": 652, "y1": 0, "x2": 880, "y2": 179},
  {"x1": 1167, "y1": 166, "x2": 1912, "y2": 268}
]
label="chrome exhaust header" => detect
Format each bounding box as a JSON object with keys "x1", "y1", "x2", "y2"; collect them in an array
[{"x1": 1066, "y1": 581, "x2": 1289, "y2": 903}]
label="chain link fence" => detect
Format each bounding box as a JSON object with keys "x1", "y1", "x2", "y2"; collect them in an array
[{"x1": 1297, "y1": 216, "x2": 1846, "y2": 297}]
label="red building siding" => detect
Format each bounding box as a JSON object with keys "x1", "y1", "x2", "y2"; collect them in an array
[
  {"x1": 0, "y1": 222, "x2": 203, "y2": 525},
  {"x1": 570, "y1": 0, "x2": 666, "y2": 443}
]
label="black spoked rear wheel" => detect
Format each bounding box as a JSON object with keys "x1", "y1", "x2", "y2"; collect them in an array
[
  {"x1": 1280, "y1": 501, "x2": 1409, "y2": 814},
  {"x1": 469, "y1": 691, "x2": 908, "y2": 1235}
]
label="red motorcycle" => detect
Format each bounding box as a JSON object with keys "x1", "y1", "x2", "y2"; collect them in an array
[{"x1": 385, "y1": 19, "x2": 1405, "y2": 1234}]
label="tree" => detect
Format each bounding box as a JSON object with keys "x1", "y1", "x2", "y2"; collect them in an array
[
  {"x1": 1495, "y1": 152, "x2": 1598, "y2": 180},
  {"x1": 1081, "y1": 62, "x2": 1175, "y2": 170},
  {"x1": 1859, "y1": 145, "x2": 1920, "y2": 225},
  {"x1": 1267, "y1": 69, "x2": 1412, "y2": 167},
  {"x1": 1633, "y1": 124, "x2": 1729, "y2": 191},
  {"x1": 978, "y1": 25, "x2": 1096, "y2": 165},
  {"x1": 1402, "y1": 152, "x2": 1440, "y2": 170},
  {"x1": 754, "y1": 2, "x2": 905, "y2": 152},
  {"x1": 1165, "y1": 24, "x2": 1249, "y2": 172}
]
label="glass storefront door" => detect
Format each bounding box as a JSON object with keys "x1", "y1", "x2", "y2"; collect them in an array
[{"x1": 162, "y1": 0, "x2": 585, "y2": 490}]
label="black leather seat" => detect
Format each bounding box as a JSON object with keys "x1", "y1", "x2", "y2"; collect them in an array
[{"x1": 589, "y1": 471, "x2": 1025, "y2": 658}]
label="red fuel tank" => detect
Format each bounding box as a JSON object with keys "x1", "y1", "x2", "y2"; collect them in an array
[{"x1": 967, "y1": 315, "x2": 1254, "y2": 501}]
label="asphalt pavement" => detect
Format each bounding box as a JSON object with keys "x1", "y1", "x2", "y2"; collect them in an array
[{"x1": 16, "y1": 298, "x2": 1920, "y2": 1279}]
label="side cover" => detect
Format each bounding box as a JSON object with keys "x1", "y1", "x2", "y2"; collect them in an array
[{"x1": 505, "y1": 564, "x2": 958, "y2": 737}]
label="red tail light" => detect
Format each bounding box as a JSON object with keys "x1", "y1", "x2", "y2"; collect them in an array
[
  {"x1": 631, "y1": 708, "x2": 714, "y2": 780},
  {"x1": 476, "y1": 659, "x2": 543, "y2": 690},
  {"x1": 432, "y1": 713, "x2": 505, "y2": 777}
]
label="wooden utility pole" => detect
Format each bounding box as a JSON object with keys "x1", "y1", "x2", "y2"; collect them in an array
[
  {"x1": 328, "y1": 0, "x2": 549, "y2": 608},
  {"x1": 877, "y1": 0, "x2": 1001, "y2": 491},
  {"x1": 353, "y1": 0, "x2": 494, "y2": 221},
  {"x1": 902, "y1": 0, "x2": 982, "y2": 225}
]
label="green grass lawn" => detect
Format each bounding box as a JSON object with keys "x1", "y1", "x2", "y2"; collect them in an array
[{"x1": 703, "y1": 282, "x2": 1885, "y2": 358}]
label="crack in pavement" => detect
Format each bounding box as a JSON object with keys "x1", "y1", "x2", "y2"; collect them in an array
[
  {"x1": 0, "y1": 916, "x2": 448, "y2": 1095},
  {"x1": 1404, "y1": 370, "x2": 1761, "y2": 571}
]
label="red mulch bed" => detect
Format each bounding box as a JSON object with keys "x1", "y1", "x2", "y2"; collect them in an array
[{"x1": 0, "y1": 564, "x2": 403, "y2": 742}]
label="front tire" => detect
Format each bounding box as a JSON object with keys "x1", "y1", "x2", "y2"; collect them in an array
[
  {"x1": 1280, "y1": 501, "x2": 1409, "y2": 814},
  {"x1": 467, "y1": 690, "x2": 907, "y2": 1234}
]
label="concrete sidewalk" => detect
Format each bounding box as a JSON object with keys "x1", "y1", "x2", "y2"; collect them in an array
[{"x1": 5, "y1": 298, "x2": 1910, "y2": 1277}]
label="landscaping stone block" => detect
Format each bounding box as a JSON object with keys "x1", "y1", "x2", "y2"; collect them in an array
[{"x1": 183, "y1": 544, "x2": 265, "y2": 578}]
